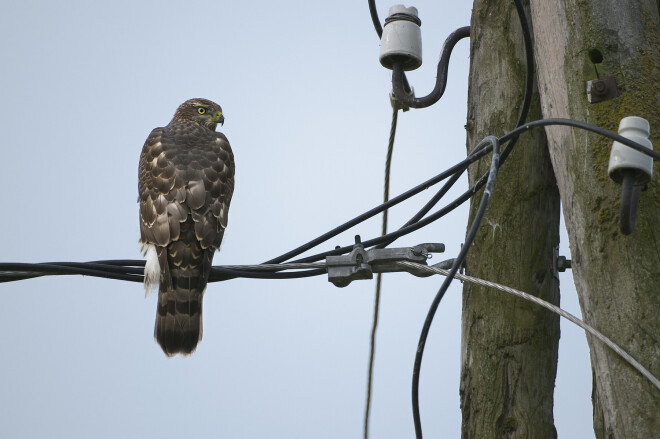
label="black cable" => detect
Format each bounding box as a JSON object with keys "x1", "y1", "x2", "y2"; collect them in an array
[
  {"x1": 412, "y1": 136, "x2": 500, "y2": 438},
  {"x1": 0, "y1": 262, "x2": 144, "y2": 283},
  {"x1": 287, "y1": 173, "x2": 485, "y2": 265},
  {"x1": 0, "y1": 262, "x2": 325, "y2": 284},
  {"x1": 368, "y1": 0, "x2": 383, "y2": 38},
  {"x1": 372, "y1": 135, "x2": 493, "y2": 251},
  {"x1": 209, "y1": 268, "x2": 326, "y2": 282},
  {"x1": 369, "y1": 125, "x2": 503, "y2": 254},
  {"x1": 391, "y1": 26, "x2": 471, "y2": 109},
  {"x1": 410, "y1": 2, "x2": 532, "y2": 437},
  {"x1": 501, "y1": 118, "x2": 660, "y2": 161},
  {"x1": 90, "y1": 259, "x2": 145, "y2": 266},
  {"x1": 512, "y1": 0, "x2": 534, "y2": 130},
  {"x1": 263, "y1": 146, "x2": 491, "y2": 265},
  {"x1": 618, "y1": 173, "x2": 641, "y2": 235},
  {"x1": 279, "y1": 132, "x2": 516, "y2": 265}
]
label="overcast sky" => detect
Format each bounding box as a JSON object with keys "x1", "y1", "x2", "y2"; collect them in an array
[{"x1": 0, "y1": 1, "x2": 594, "y2": 437}]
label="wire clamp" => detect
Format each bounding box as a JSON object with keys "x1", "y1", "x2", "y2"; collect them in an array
[
  {"x1": 390, "y1": 88, "x2": 414, "y2": 112},
  {"x1": 326, "y1": 236, "x2": 444, "y2": 287}
]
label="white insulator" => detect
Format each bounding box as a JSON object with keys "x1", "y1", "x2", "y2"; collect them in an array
[
  {"x1": 379, "y1": 5, "x2": 422, "y2": 71},
  {"x1": 608, "y1": 116, "x2": 654, "y2": 185}
]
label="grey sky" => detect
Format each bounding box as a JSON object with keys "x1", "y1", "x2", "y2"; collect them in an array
[{"x1": 0, "y1": 1, "x2": 593, "y2": 437}]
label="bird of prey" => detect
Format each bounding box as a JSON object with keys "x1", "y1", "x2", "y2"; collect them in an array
[{"x1": 138, "y1": 98, "x2": 235, "y2": 356}]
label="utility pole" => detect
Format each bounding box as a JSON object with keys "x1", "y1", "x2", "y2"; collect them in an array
[
  {"x1": 462, "y1": 0, "x2": 660, "y2": 438},
  {"x1": 461, "y1": 1, "x2": 561, "y2": 437},
  {"x1": 530, "y1": 1, "x2": 660, "y2": 437}
]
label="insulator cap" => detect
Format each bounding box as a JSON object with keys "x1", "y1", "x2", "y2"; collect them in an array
[
  {"x1": 379, "y1": 5, "x2": 422, "y2": 71},
  {"x1": 608, "y1": 116, "x2": 654, "y2": 185}
]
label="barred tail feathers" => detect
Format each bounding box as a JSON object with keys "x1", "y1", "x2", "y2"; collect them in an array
[
  {"x1": 153, "y1": 238, "x2": 214, "y2": 357},
  {"x1": 155, "y1": 282, "x2": 205, "y2": 356}
]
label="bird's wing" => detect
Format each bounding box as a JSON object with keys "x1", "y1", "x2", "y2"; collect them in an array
[{"x1": 138, "y1": 126, "x2": 235, "y2": 250}]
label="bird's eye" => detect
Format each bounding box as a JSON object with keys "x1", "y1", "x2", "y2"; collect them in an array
[{"x1": 197, "y1": 107, "x2": 206, "y2": 115}]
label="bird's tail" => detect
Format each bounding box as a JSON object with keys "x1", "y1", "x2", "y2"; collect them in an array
[
  {"x1": 154, "y1": 243, "x2": 213, "y2": 357},
  {"x1": 155, "y1": 283, "x2": 205, "y2": 356}
]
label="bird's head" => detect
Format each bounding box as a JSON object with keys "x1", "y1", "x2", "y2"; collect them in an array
[{"x1": 171, "y1": 98, "x2": 224, "y2": 130}]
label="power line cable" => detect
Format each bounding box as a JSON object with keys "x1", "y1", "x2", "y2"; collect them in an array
[
  {"x1": 391, "y1": 26, "x2": 470, "y2": 109},
  {"x1": 264, "y1": 148, "x2": 490, "y2": 265},
  {"x1": 372, "y1": 131, "x2": 493, "y2": 251},
  {"x1": 411, "y1": 136, "x2": 501, "y2": 438},
  {"x1": 502, "y1": 118, "x2": 660, "y2": 160},
  {"x1": 398, "y1": 260, "x2": 660, "y2": 392},
  {"x1": 367, "y1": 0, "x2": 383, "y2": 37},
  {"x1": 364, "y1": 107, "x2": 398, "y2": 439},
  {"x1": 0, "y1": 261, "x2": 326, "y2": 283}
]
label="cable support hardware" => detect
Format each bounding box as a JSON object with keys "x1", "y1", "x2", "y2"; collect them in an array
[
  {"x1": 607, "y1": 116, "x2": 654, "y2": 235},
  {"x1": 379, "y1": 5, "x2": 422, "y2": 71},
  {"x1": 397, "y1": 260, "x2": 660, "y2": 393},
  {"x1": 326, "y1": 235, "x2": 445, "y2": 288}
]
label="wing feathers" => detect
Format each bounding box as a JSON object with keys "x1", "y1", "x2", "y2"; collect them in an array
[
  {"x1": 138, "y1": 123, "x2": 234, "y2": 250},
  {"x1": 186, "y1": 179, "x2": 206, "y2": 210}
]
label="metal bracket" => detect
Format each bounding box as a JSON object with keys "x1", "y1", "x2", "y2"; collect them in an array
[
  {"x1": 586, "y1": 76, "x2": 619, "y2": 104},
  {"x1": 326, "y1": 236, "x2": 444, "y2": 287}
]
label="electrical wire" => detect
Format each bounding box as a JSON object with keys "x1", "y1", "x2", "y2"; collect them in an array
[
  {"x1": 209, "y1": 263, "x2": 326, "y2": 281},
  {"x1": 391, "y1": 26, "x2": 470, "y2": 109},
  {"x1": 367, "y1": 0, "x2": 383, "y2": 38},
  {"x1": 411, "y1": 136, "x2": 501, "y2": 438},
  {"x1": 263, "y1": 146, "x2": 491, "y2": 265},
  {"x1": 511, "y1": 0, "x2": 534, "y2": 133},
  {"x1": 0, "y1": 261, "x2": 326, "y2": 284},
  {"x1": 364, "y1": 107, "x2": 398, "y2": 439},
  {"x1": 397, "y1": 260, "x2": 660, "y2": 392},
  {"x1": 502, "y1": 118, "x2": 660, "y2": 161},
  {"x1": 372, "y1": 130, "x2": 494, "y2": 251}
]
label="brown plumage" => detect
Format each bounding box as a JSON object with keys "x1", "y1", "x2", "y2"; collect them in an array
[{"x1": 138, "y1": 98, "x2": 235, "y2": 356}]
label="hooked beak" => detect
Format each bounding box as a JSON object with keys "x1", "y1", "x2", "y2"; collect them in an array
[{"x1": 213, "y1": 111, "x2": 224, "y2": 126}]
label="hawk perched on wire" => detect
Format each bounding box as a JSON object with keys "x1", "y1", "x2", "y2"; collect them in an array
[{"x1": 138, "y1": 98, "x2": 235, "y2": 356}]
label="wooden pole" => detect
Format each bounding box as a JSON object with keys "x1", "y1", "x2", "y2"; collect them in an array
[
  {"x1": 461, "y1": 1, "x2": 561, "y2": 436},
  {"x1": 530, "y1": 1, "x2": 660, "y2": 437}
]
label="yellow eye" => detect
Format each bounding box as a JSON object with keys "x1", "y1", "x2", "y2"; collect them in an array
[{"x1": 197, "y1": 107, "x2": 206, "y2": 115}]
